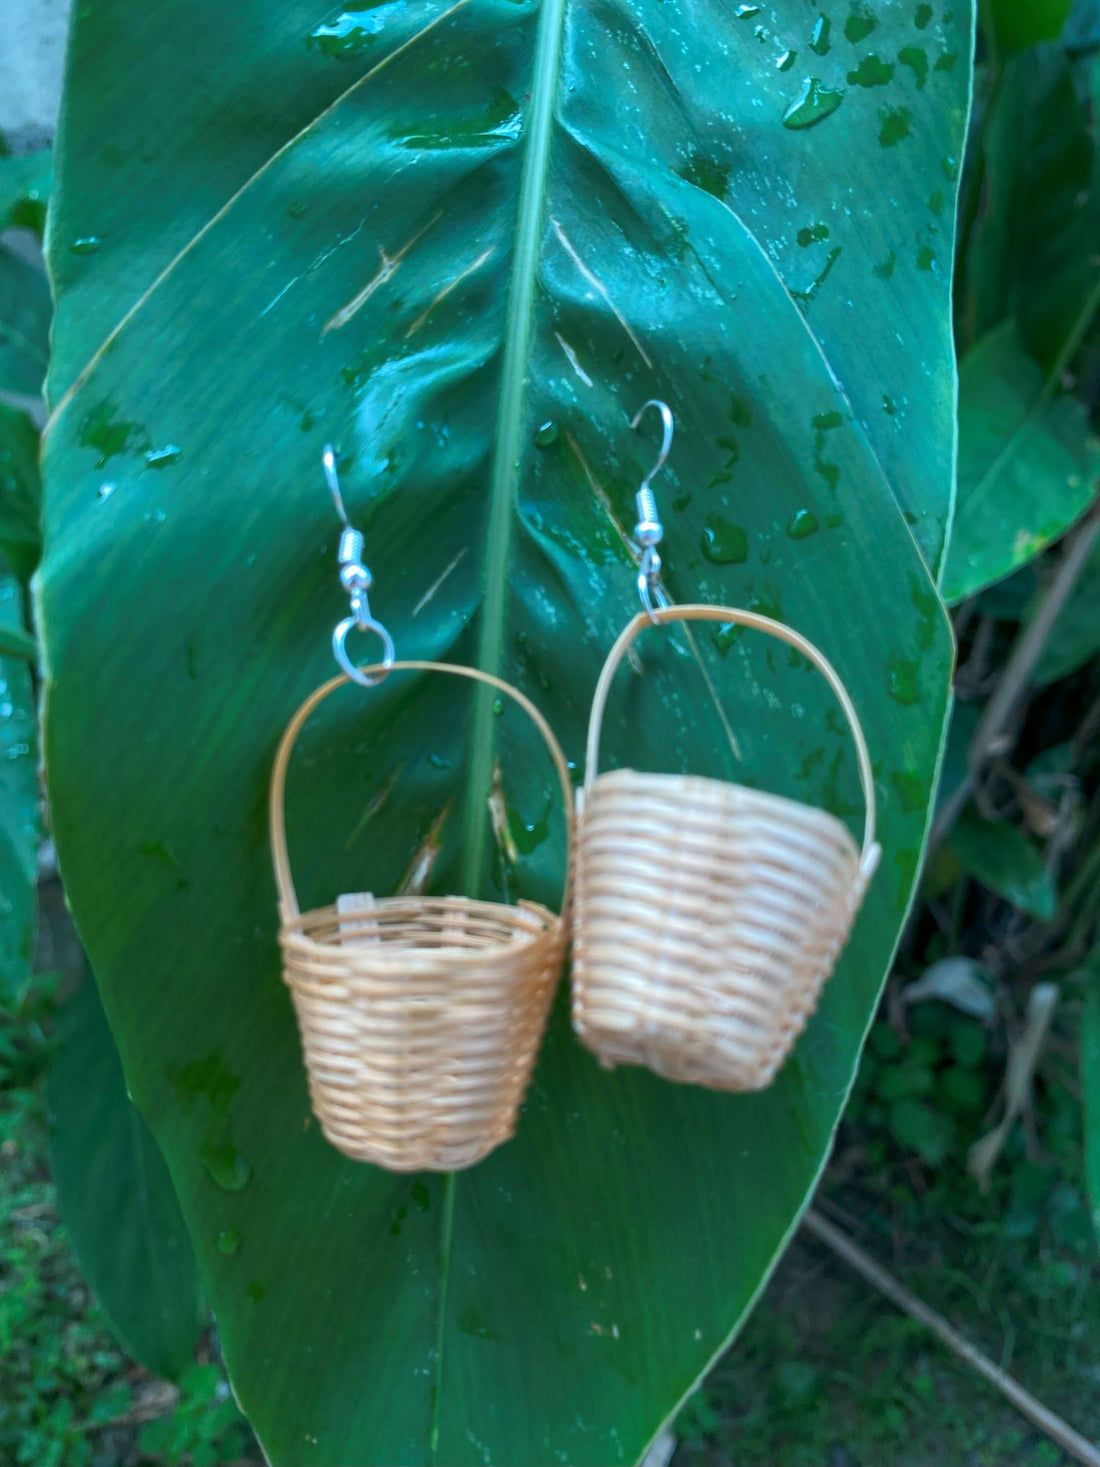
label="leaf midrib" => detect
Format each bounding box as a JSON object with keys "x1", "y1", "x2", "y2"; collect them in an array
[
  {"x1": 460, "y1": 0, "x2": 568, "y2": 897},
  {"x1": 439, "y1": 3, "x2": 567, "y2": 1458}
]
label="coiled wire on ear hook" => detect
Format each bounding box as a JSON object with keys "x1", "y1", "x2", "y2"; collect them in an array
[
  {"x1": 630, "y1": 400, "x2": 674, "y2": 621},
  {"x1": 322, "y1": 446, "x2": 395, "y2": 687}
]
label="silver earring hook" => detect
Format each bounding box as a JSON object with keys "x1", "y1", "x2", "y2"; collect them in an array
[
  {"x1": 629, "y1": 401, "x2": 674, "y2": 621},
  {"x1": 323, "y1": 444, "x2": 350, "y2": 527},
  {"x1": 630, "y1": 398, "x2": 674, "y2": 500},
  {"x1": 322, "y1": 446, "x2": 395, "y2": 686}
]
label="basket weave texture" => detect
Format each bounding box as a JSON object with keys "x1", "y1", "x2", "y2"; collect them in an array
[
  {"x1": 572, "y1": 606, "x2": 881, "y2": 1092},
  {"x1": 270, "y1": 661, "x2": 571, "y2": 1172}
]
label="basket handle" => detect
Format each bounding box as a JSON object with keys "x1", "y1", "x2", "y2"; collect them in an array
[
  {"x1": 270, "y1": 661, "x2": 574, "y2": 920},
  {"x1": 585, "y1": 605, "x2": 879, "y2": 868}
]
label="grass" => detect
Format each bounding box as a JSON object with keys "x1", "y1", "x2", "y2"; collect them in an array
[
  {"x1": 0, "y1": 970, "x2": 257, "y2": 1467},
  {"x1": 675, "y1": 999, "x2": 1100, "y2": 1467}
]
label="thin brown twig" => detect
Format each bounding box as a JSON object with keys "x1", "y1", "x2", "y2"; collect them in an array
[
  {"x1": 803, "y1": 1208, "x2": 1100, "y2": 1467},
  {"x1": 929, "y1": 503, "x2": 1100, "y2": 855},
  {"x1": 969, "y1": 503, "x2": 1100, "y2": 775}
]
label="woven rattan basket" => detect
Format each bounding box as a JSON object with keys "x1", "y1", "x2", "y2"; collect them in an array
[
  {"x1": 572, "y1": 605, "x2": 881, "y2": 1092},
  {"x1": 270, "y1": 661, "x2": 572, "y2": 1172}
]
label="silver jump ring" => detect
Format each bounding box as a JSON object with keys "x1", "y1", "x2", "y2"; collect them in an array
[
  {"x1": 333, "y1": 615, "x2": 396, "y2": 687},
  {"x1": 637, "y1": 570, "x2": 669, "y2": 623}
]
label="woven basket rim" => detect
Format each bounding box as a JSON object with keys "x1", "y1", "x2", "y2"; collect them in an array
[
  {"x1": 281, "y1": 893, "x2": 561, "y2": 968},
  {"x1": 587, "y1": 766, "x2": 861, "y2": 851}
]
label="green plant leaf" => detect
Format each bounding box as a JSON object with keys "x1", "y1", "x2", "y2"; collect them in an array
[
  {"x1": 0, "y1": 243, "x2": 51, "y2": 399},
  {"x1": 1032, "y1": 527, "x2": 1100, "y2": 684},
  {"x1": 959, "y1": 46, "x2": 1100, "y2": 368},
  {"x1": 0, "y1": 404, "x2": 42, "y2": 583},
  {"x1": 47, "y1": 969, "x2": 202, "y2": 1381},
  {"x1": 986, "y1": 0, "x2": 1071, "y2": 52},
  {"x1": 1082, "y1": 964, "x2": 1100, "y2": 1244},
  {"x1": 0, "y1": 573, "x2": 37, "y2": 1001},
  {"x1": 39, "y1": 1, "x2": 971, "y2": 1461},
  {"x1": 0, "y1": 620, "x2": 36, "y2": 661},
  {"x1": 0, "y1": 149, "x2": 52, "y2": 236},
  {"x1": 947, "y1": 811, "x2": 1058, "y2": 919},
  {"x1": 1063, "y1": 0, "x2": 1100, "y2": 52},
  {"x1": 942, "y1": 321, "x2": 1100, "y2": 604}
]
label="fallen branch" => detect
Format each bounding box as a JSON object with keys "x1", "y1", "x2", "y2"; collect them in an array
[
  {"x1": 803, "y1": 1207, "x2": 1100, "y2": 1467},
  {"x1": 929, "y1": 500, "x2": 1100, "y2": 854}
]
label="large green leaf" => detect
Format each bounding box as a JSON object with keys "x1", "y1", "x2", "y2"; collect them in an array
[
  {"x1": 959, "y1": 45, "x2": 1100, "y2": 367},
  {"x1": 47, "y1": 970, "x2": 202, "y2": 1381},
  {"x1": 986, "y1": 0, "x2": 1071, "y2": 52},
  {"x1": 0, "y1": 404, "x2": 42, "y2": 584},
  {"x1": 0, "y1": 150, "x2": 53, "y2": 403},
  {"x1": 1083, "y1": 960, "x2": 1100, "y2": 1244},
  {"x1": 1033, "y1": 528, "x2": 1100, "y2": 684},
  {"x1": 0, "y1": 573, "x2": 37, "y2": 1001},
  {"x1": 40, "y1": 1, "x2": 971, "y2": 1462},
  {"x1": 947, "y1": 811, "x2": 1057, "y2": 919},
  {"x1": 942, "y1": 321, "x2": 1100, "y2": 604},
  {"x1": 0, "y1": 243, "x2": 51, "y2": 399},
  {"x1": 0, "y1": 150, "x2": 52, "y2": 235}
]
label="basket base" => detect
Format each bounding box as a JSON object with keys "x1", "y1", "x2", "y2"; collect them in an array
[
  {"x1": 319, "y1": 1120, "x2": 509, "y2": 1172},
  {"x1": 580, "y1": 1025, "x2": 790, "y2": 1092}
]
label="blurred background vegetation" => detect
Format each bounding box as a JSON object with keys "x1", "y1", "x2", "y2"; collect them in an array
[{"x1": 3, "y1": 0, "x2": 1100, "y2": 1462}]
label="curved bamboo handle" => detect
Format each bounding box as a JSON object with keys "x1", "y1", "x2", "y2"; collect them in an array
[
  {"x1": 585, "y1": 606, "x2": 879, "y2": 864},
  {"x1": 271, "y1": 661, "x2": 574, "y2": 920}
]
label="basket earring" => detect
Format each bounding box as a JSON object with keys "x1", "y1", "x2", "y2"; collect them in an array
[
  {"x1": 571, "y1": 402, "x2": 881, "y2": 1093},
  {"x1": 269, "y1": 449, "x2": 572, "y2": 1172}
]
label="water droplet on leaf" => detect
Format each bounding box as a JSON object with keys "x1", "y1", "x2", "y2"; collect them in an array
[
  {"x1": 411, "y1": 1181, "x2": 431, "y2": 1211},
  {"x1": 201, "y1": 1140, "x2": 252, "y2": 1191},
  {"x1": 887, "y1": 656, "x2": 921, "y2": 705},
  {"x1": 810, "y1": 15, "x2": 832, "y2": 53},
  {"x1": 145, "y1": 444, "x2": 181, "y2": 470},
  {"x1": 701, "y1": 516, "x2": 749, "y2": 564},
  {"x1": 898, "y1": 45, "x2": 928, "y2": 88},
  {"x1": 879, "y1": 108, "x2": 912, "y2": 147},
  {"x1": 677, "y1": 151, "x2": 731, "y2": 198},
  {"x1": 847, "y1": 54, "x2": 893, "y2": 86},
  {"x1": 782, "y1": 78, "x2": 845, "y2": 130},
  {"x1": 216, "y1": 1228, "x2": 240, "y2": 1257},
  {"x1": 843, "y1": 3, "x2": 877, "y2": 42},
  {"x1": 796, "y1": 223, "x2": 830, "y2": 246},
  {"x1": 786, "y1": 509, "x2": 820, "y2": 540},
  {"x1": 307, "y1": 4, "x2": 400, "y2": 57}
]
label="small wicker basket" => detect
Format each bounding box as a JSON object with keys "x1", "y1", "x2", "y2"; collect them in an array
[
  {"x1": 572, "y1": 605, "x2": 881, "y2": 1092},
  {"x1": 270, "y1": 661, "x2": 572, "y2": 1172}
]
